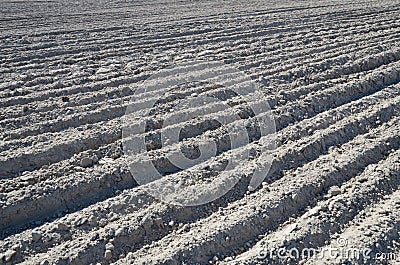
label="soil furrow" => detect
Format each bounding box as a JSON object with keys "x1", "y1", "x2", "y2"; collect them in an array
[{"x1": 229, "y1": 149, "x2": 400, "y2": 264}]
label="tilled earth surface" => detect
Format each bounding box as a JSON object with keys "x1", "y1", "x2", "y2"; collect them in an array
[{"x1": 1, "y1": 0, "x2": 400, "y2": 264}]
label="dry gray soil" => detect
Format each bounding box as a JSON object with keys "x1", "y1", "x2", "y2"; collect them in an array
[{"x1": 0, "y1": 0, "x2": 400, "y2": 264}]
